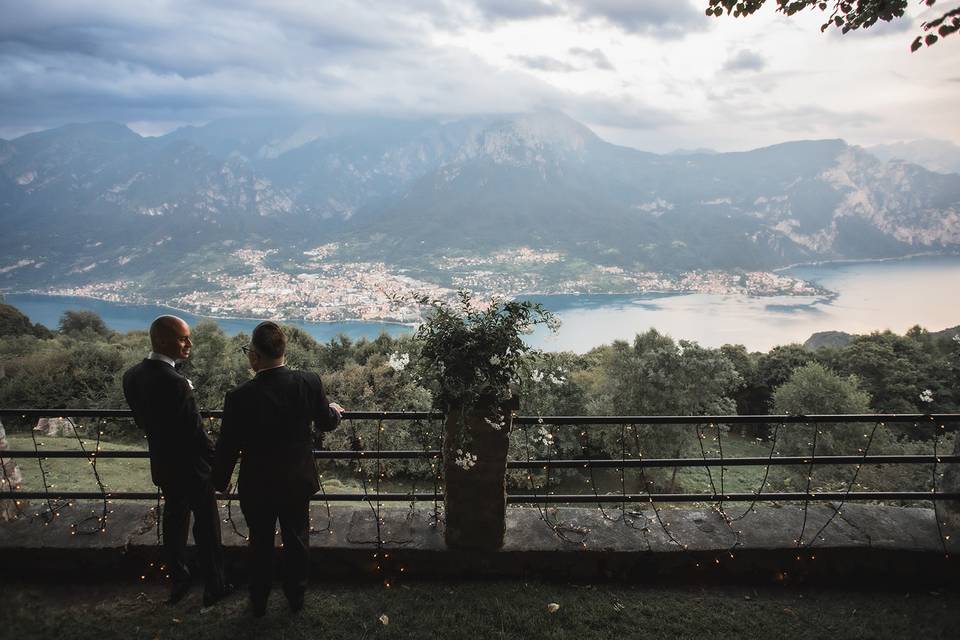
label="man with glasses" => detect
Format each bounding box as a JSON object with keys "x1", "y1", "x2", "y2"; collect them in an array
[
  {"x1": 213, "y1": 321, "x2": 343, "y2": 617},
  {"x1": 122, "y1": 315, "x2": 232, "y2": 606}
]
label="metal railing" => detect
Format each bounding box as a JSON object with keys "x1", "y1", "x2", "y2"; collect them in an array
[
  {"x1": 0, "y1": 409, "x2": 444, "y2": 503},
  {"x1": 2, "y1": 410, "x2": 960, "y2": 503},
  {"x1": 507, "y1": 414, "x2": 960, "y2": 503}
]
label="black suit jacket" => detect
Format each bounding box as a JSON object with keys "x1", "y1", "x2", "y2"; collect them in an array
[
  {"x1": 122, "y1": 358, "x2": 215, "y2": 489},
  {"x1": 212, "y1": 366, "x2": 340, "y2": 502}
]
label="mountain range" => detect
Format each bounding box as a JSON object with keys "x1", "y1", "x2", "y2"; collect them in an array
[{"x1": 1, "y1": 112, "x2": 958, "y2": 292}]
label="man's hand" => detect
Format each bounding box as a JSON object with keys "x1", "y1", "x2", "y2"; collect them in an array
[{"x1": 329, "y1": 402, "x2": 344, "y2": 419}]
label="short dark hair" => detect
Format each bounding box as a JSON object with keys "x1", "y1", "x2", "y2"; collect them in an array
[{"x1": 251, "y1": 321, "x2": 286, "y2": 359}]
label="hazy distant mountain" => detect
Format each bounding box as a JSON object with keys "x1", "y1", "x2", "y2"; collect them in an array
[
  {"x1": 867, "y1": 139, "x2": 960, "y2": 175},
  {"x1": 667, "y1": 147, "x2": 718, "y2": 156},
  {"x1": 803, "y1": 331, "x2": 855, "y2": 350},
  {"x1": 804, "y1": 324, "x2": 960, "y2": 350},
  {"x1": 1, "y1": 113, "x2": 959, "y2": 290}
]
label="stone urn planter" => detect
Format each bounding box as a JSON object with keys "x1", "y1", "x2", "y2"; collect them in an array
[
  {"x1": 408, "y1": 290, "x2": 558, "y2": 551},
  {"x1": 442, "y1": 398, "x2": 518, "y2": 550}
]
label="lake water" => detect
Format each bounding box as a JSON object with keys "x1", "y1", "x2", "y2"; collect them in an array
[
  {"x1": 4, "y1": 255, "x2": 959, "y2": 352},
  {"x1": 528, "y1": 254, "x2": 960, "y2": 352}
]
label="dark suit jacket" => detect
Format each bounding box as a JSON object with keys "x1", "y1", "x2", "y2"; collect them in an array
[
  {"x1": 122, "y1": 358, "x2": 215, "y2": 489},
  {"x1": 212, "y1": 366, "x2": 340, "y2": 502}
]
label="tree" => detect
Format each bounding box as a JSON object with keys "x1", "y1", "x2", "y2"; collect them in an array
[
  {"x1": 576, "y1": 330, "x2": 743, "y2": 490},
  {"x1": 178, "y1": 320, "x2": 249, "y2": 411},
  {"x1": 770, "y1": 361, "x2": 934, "y2": 492},
  {"x1": 753, "y1": 344, "x2": 815, "y2": 412},
  {"x1": 819, "y1": 331, "x2": 926, "y2": 413},
  {"x1": 720, "y1": 343, "x2": 768, "y2": 421},
  {"x1": 0, "y1": 304, "x2": 52, "y2": 339},
  {"x1": 772, "y1": 361, "x2": 874, "y2": 487},
  {"x1": 58, "y1": 310, "x2": 111, "y2": 338},
  {"x1": 706, "y1": 1, "x2": 960, "y2": 51}
]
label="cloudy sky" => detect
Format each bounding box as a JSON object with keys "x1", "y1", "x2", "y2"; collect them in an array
[{"x1": 1, "y1": 0, "x2": 957, "y2": 152}]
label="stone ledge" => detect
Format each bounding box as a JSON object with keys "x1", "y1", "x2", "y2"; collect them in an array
[{"x1": 1, "y1": 501, "x2": 958, "y2": 584}]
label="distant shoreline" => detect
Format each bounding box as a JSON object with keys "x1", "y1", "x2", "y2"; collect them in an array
[
  {"x1": 774, "y1": 251, "x2": 960, "y2": 273},
  {"x1": 6, "y1": 283, "x2": 827, "y2": 326},
  {"x1": 4, "y1": 291, "x2": 419, "y2": 329}
]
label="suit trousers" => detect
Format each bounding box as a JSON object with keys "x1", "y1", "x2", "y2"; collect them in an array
[
  {"x1": 241, "y1": 493, "x2": 311, "y2": 608},
  {"x1": 161, "y1": 479, "x2": 227, "y2": 596}
]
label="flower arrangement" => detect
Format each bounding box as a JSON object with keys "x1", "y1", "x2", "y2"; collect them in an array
[{"x1": 413, "y1": 290, "x2": 559, "y2": 421}]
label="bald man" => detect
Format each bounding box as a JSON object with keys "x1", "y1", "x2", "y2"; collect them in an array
[{"x1": 123, "y1": 315, "x2": 231, "y2": 606}]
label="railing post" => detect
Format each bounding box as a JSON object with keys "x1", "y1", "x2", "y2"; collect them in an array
[{"x1": 942, "y1": 425, "x2": 960, "y2": 537}]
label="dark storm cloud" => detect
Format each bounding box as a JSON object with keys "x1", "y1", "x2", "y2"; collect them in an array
[
  {"x1": 0, "y1": 0, "x2": 481, "y2": 133},
  {"x1": 0, "y1": 0, "x2": 689, "y2": 139},
  {"x1": 722, "y1": 49, "x2": 766, "y2": 74},
  {"x1": 470, "y1": 0, "x2": 561, "y2": 22},
  {"x1": 569, "y1": 47, "x2": 614, "y2": 70},
  {"x1": 570, "y1": 0, "x2": 709, "y2": 39}
]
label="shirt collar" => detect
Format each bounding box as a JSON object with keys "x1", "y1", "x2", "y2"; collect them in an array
[
  {"x1": 147, "y1": 352, "x2": 177, "y2": 368},
  {"x1": 255, "y1": 363, "x2": 286, "y2": 376}
]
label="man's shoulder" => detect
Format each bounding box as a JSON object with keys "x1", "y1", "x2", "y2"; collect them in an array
[
  {"x1": 124, "y1": 359, "x2": 185, "y2": 388},
  {"x1": 226, "y1": 376, "x2": 258, "y2": 399},
  {"x1": 289, "y1": 368, "x2": 325, "y2": 390},
  {"x1": 123, "y1": 358, "x2": 151, "y2": 381},
  {"x1": 290, "y1": 368, "x2": 322, "y2": 382}
]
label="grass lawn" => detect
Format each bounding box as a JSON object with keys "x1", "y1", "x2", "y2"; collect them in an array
[
  {"x1": 5, "y1": 434, "x2": 156, "y2": 493},
  {"x1": 2, "y1": 435, "x2": 437, "y2": 503},
  {"x1": 1, "y1": 577, "x2": 958, "y2": 640}
]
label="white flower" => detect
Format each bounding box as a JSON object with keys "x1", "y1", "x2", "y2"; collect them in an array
[
  {"x1": 537, "y1": 426, "x2": 554, "y2": 447},
  {"x1": 547, "y1": 373, "x2": 566, "y2": 386},
  {"x1": 484, "y1": 417, "x2": 504, "y2": 431},
  {"x1": 920, "y1": 389, "x2": 934, "y2": 403},
  {"x1": 454, "y1": 450, "x2": 478, "y2": 470},
  {"x1": 387, "y1": 352, "x2": 410, "y2": 371},
  {"x1": 530, "y1": 369, "x2": 544, "y2": 383}
]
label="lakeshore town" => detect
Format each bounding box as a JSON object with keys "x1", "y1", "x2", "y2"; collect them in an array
[{"x1": 35, "y1": 245, "x2": 830, "y2": 323}]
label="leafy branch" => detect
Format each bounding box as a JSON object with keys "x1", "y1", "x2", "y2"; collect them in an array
[{"x1": 705, "y1": 0, "x2": 960, "y2": 51}]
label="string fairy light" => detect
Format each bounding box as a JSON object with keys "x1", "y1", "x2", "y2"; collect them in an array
[
  {"x1": 633, "y1": 424, "x2": 688, "y2": 550},
  {"x1": 63, "y1": 417, "x2": 111, "y2": 535},
  {"x1": 930, "y1": 419, "x2": 951, "y2": 559},
  {"x1": 410, "y1": 416, "x2": 443, "y2": 528},
  {"x1": 693, "y1": 422, "x2": 742, "y2": 555},
  {"x1": 28, "y1": 425, "x2": 68, "y2": 525},
  {"x1": 519, "y1": 418, "x2": 589, "y2": 545},
  {"x1": 728, "y1": 420, "x2": 783, "y2": 522},
  {"x1": 795, "y1": 421, "x2": 820, "y2": 548},
  {"x1": 803, "y1": 420, "x2": 881, "y2": 549}
]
